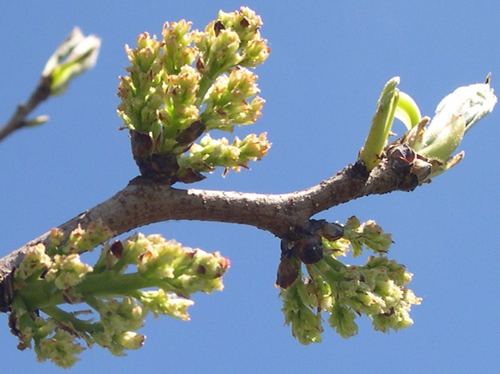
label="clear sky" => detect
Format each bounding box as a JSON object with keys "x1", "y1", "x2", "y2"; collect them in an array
[{"x1": 1, "y1": 1, "x2": 499, "y2": 373}]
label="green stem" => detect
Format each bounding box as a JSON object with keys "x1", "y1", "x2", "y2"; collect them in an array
[
  {"x1": 41, "y1": 305, "x2": 100, "y2": 334},
  {"x1": 321, "y1": 255, "x2": 345, "y2": 273},
  {"x1": 312, "y1": 258, "x2": 344, "y2": 284},
  {"x1": 195, "y1": 55, "x2": 243, "y2": 108},
  {"x1": 196, "y1": 75, "x2": 216, "y2": 108},
  {"x1": 16, "y1": 272, "x2": 159, "y2": 310}
]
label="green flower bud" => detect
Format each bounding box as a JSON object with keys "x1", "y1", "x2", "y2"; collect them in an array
[
  {"x1": 114, "y1": 331, "x2": 145, "y2": 351},
  {"x1": 45, "y1": 254, "x2": 92, "y2": 289},
  {"x1": 59, "y1": 221, "x2": 114, "y2": 254},
  {"x1": 14, "y1": 243, "x2": 52, "y2": 282},
  {"x1": 215, "y1": 7, "x2": 269, "y2": 68},
  {"x1": 327, "y1": 304, "x2": 358, "y2": 339},
  {"x1": 35, "y1": 329, "x2": 84, "y2": 368},
  {"x1": 125, "y1": 32, "x2": 162, "y2": 74},
  {"x1": 343, "y1": 217, "x2": 393, "y2": 256},
  {"x1": 161, "y1": 20, "x2": 197, "y2": 74},
  {"x1": 178, "y1": 132, "x2": 270, "y2": 175},
  {"x1": 238, "y1": 132, "x2": 271, "y2": 160},
  {"x1": 42, "y1": 27, "x2": 100, "y2": 96},
  {"x1": 96, "y1": 297, "x2": 146, "y2": 333},
  {"x1": 201, "y1": 68, "x2": 263, "y2": 131},
  {"x1": 47, "y1": 228, "x2": 65, "y2": 251},
  {"x1": 280, "y1": 281, "x2": 323, "y2": 345},
  {"x1": 137, "y1": 289, "x2": 194, "y2": 320}
]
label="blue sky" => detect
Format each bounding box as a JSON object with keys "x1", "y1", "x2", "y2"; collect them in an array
[{"x1": 1, "y1": 1, "x2": 499, "y2": 373}]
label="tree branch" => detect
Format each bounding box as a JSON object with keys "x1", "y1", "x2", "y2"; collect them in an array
[
  {"x1": 0, "y1": 154, "x2": 413, "y2": 296},
  {"x1": 0, "y1": 76, "x2": 52, "y2": 142}
]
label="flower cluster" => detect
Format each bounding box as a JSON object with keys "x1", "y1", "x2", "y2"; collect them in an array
[
  {"x1": 342, "y1": 216, "x2": 393, "y2": 256},
  {"x1": 178, "y1": 132, "x2": 270, "y2": 176},
  {"x1": 279, "y1": 217, "x2": 420, "y2": 344},
  {"x1": 10, "y1": 223, "x2": 229, "y2": 368},
  {"x1": 117, "y1": 7, "x2": 271, "y2": 183}
]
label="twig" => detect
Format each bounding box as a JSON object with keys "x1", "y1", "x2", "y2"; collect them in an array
[{"x1": 0, "y1": 76, "x2": 52, "y2": 142}]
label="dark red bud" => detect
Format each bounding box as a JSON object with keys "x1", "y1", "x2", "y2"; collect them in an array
[
  {"x1": 240, "y1": 17, "x2": 250, "y2": 28},
  {"x1": 214, "y1": 21, "x2": 225, "y2": 36},
  {"x1": 109, "y1": 240, "x2": 124, "y2": 258}
]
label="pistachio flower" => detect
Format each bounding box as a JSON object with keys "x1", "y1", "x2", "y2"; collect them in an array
[
  {"x1": 10, "y1": 223, "x2": 229, "y2": 368},
  {"x1": 42, "y1": 27, "x2": 101, "y2": 96},
  {"x1": 14, "y1": 243, "x2": 52, "y2": 283},
  {"x1": 279, "y1": 217, "x2": 420, "y2": 344},
  {"x1": 280, "y1": 278, "x2": 324, "y2": 344},
  {"x1": 44, "y1": 254, "x2": 93, "y2": 289},
  {"x1": 117, "y1": 7, "x2": 270, "y2": 182},
  {"x1": 35, "y1": 328, "x2": 85, "y2": 368}
]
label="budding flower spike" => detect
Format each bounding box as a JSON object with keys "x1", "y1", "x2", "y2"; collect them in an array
[
  {"x1": 279, "y1": 217, "x2": 420, "y2": 344},
  {"x1": 117, "y1": 6, "x2": 271, "y2": 183},
  {"x1": 42, "y1": 27, "x2": 101, "y2": 96},
  {"x1": 9, "y1": 222, "x2": 229, "y2": 368}
]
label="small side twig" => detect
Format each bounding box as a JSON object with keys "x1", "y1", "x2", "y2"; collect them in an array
[{"x1": 0, "y1": 76, "x2": 52, "y2": 142}]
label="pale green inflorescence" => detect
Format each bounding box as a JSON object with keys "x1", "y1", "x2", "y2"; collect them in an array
[
  {"x1": 117, "y1": 6, "x2": 271, "y2": 183},
  {"x1": 280, "y1": 217, "x2": 421, "y2": 344},
  {"x1": 10, "y1": 221, "x2": 229, "y2": 368}
]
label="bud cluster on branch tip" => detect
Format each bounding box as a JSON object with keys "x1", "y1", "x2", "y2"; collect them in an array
[
  {"x1": 9, "y1": 221, "x2": 229, "y2": 368},
  {"x1": 42, "y1": 27, "x2": 101, "y2": 96},
  {"x1": 278, "y1": 217, "x2": 420, "y2": 344},
  {"x1": 359, "y1": 75, "x2": 497, "y2": 183},
  {"x1": 396, "y1": 74, "x2": 497, "y2": 180},
  {"x1": 116, "y1": 6, "x2": 271, "y2": 183}
]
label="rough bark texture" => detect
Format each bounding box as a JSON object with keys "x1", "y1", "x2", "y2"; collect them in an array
[{"x1": 0, "y1": 155, "x2": 414, "y2": 296}]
